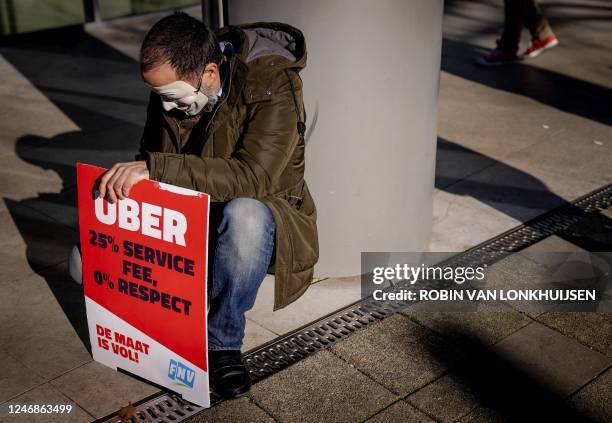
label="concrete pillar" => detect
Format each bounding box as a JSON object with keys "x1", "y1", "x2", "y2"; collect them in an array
[{"x1": 226, "y1": 0, "x2": 443, "y2": 277}]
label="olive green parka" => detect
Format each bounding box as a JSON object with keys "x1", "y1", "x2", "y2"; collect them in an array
[{"x1": 139, "y1": 22, "x2": 318, "y2": 310}]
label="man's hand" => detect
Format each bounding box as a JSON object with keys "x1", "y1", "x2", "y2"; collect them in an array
[{"x1": 98, "y1": 161, "x2": 149, "y2": 203}]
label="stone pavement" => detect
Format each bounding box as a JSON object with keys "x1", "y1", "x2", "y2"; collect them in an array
[
  {"x1": 0, "y1": 0, "x2": 611, "y2": 421},
  {"x1": 192, "y1": 230, "x2": 612, "y2": 422}
]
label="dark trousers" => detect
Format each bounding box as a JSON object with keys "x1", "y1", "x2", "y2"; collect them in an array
[{"x1": 499, "y1": 0, "x2": 554, "y2": 52}]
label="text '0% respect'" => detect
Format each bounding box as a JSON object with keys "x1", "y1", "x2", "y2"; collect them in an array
[
  {"x1": 89, "y1": 230, "x2": 120, "y2": 253},
  {"x1": 93, "y1": 270, "x2": 115, "y2": 289}
]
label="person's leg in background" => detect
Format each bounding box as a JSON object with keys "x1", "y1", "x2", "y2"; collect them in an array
[
  {"x1": 522, "y1": 0, "x2": 559, "y2": 59},
  {"x1": 478, "y1": 0, "x2": 527, "y2": 66},
  {"x1": 499, "y1": 0, "x2": 528, "y2": 53},
  {"x1": 206, "y1": 197, "x2": 275, "y2": 398}
]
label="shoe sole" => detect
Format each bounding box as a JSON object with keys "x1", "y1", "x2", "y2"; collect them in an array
[{"x1": 523, "y1": 38, "x2": 559, "y2": 59}]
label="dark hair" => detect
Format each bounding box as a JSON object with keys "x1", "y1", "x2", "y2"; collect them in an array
[{"x1": 140, "y1": 11, "x2": 222, "y2": 78}]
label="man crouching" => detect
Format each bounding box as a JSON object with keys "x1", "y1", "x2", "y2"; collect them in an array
[{"x1": 97, "y1": 12, "x2": 318, "y2": 399}]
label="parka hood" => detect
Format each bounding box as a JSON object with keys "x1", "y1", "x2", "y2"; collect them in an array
[{"x1": 216, "y1": 22, "x2": 306, "y2": 70}]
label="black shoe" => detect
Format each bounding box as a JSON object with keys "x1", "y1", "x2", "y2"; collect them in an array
[{"x1": 209, "y1": 350, "x2": 251, "y2": 399}]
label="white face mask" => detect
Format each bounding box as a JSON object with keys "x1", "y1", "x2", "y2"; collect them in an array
[{"x1": 150, "y1": 79, "x2": 218, "y2": 116}]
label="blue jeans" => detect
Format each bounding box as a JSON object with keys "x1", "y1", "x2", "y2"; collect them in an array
[{"x1": 207, "y1": 198, "x2": 276, "y2": 350}]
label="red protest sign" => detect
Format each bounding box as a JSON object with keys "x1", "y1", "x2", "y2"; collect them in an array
[{"x1": 77, "y1": 163, "x2": 210, "y2": 407}]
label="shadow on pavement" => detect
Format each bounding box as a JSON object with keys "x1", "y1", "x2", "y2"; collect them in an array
[
  {"x1": 422, "y1": 330, "x2": 597, "y2": 422},
  {"x1": 441, "y1": 37, "x2": 612, "y2": 127},
  {"x1": 0, "y1": 25, "x2": 147, "y2": 353},
  {"x1": 436, "y1": 136, "x2": 612, "y2": 254}
]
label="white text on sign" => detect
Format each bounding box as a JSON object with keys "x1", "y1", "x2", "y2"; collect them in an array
[{"x1": 94, "y1": 194, "x2": 188, "y2": 246}]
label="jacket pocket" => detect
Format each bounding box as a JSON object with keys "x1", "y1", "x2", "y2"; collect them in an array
[{"x1": 272, "y1": 180, "x2": 318, "y2": 273}]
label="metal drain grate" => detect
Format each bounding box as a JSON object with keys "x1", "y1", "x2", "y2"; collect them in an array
[
  {"x1": 97, "y1": 182, "x2": 612, "y2": 422},
  {"x1": 99, "y1": 393, "x2": 199, "y2": 422}
]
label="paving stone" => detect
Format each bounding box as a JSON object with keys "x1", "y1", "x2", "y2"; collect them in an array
[
  {"x1": 0, "y1": 383, "x2": 93, "y2": 422},
  {"x1": 85, "y1": 6, "x2": 201, "y2": 60},
  {"x1": 250, "y1": 349, "x2": 397, "y2": 423},
  {"x1": 0, "y1": 56, "x2": 79, "y2": 157},
  {"x1": 519, "y1": 245, "x2": 612, "y2": 295},
  {"x1": 246, "y1": 275, "x2": 361, "y2": 336},
  {"x1": 365, "y1": 400, "x2": 435, "y2": 423},
  {"x1": 243, "y1": 318, "x2": 278, "y2": 353},
  {"x1": 492, "y1": 249, "x2": 612, "y2": 314},
  {"x1": 402, "y1": 303, "x2": 532, "y2": 349},
  {"x1": 0, "y1": 151, "x2": 63, "y2": 202},
  {"x1": 435, "y1": 137, "x2": 496, "y2": 190},
  {"x1": 485, "y1": 254, "x2": 557, "y2": 316},
  {"x1": 437, "y1": 72, "x2": 550, "y2": 161},
  {"x1": 406, "y1": 373, "x2": 481, "y2": 422},
  {"x1": 0, "y1": 349, "x2": 46, "y2": 403},
  {"x1": 559, "y1": 212, "x2": 612, "y2": 252},
  {"x1": 501, "y1": 129, "x2": 612, "y2": 201},
  {"x1": 519, "y1": 235, "x2": 587, "y2": 264},
  {"x1": 19, "y1": 187, "x2": 78, "y2": 230},
  {"x1": 0, "y1": 205, "x2": 77, "y2": 284},
  {"x1": 189, "y1": 397, "x2": 274, "y2": 423},
  {"x1": 444, "y1": 161, "x2": 567, "y2": 223},
  {"x1": 486, "y1": 253, "x2": 550, "y2": 288},
  {"x1": 15, "y1": 122, "x2": 143, "y2": 189},
  {"x1": 0, "y1": 262, "x2": 86, "y2": 340},
  {"x1": 567, "y1": 368, "x2": 612, "y2": 423},
  {"x1": 0, "y1": 241, "x2": 35, "y2": 285},
  {"x1": 537, "y1": 312, "x2": 612, "y2": 356},
  {"x1": 429, "y1": 190, "x2": 519, "y2": 252},
  {"x1": 0, "y1": 266, "x2": 91, "y2": 380},
  {"x1": 331, "y1": 314, "x2": 462, "y2": 396},
  {"x1": 1, "y1": 317, "x2": 92, "y2": 381},
  {"x1": 491, "y1": 322, "x2": 610, "y2": 397},
  {"x1": 425, "y1": 334, "x2": 593, "y2": 421},
  {"x1": 0, "y1": 48, "x2": 148, "y2": 132},
  {"x1": 50, "y1": 361, "x2": 158, "y2": 419},
  {"x1": 457, "y1": 407, "x2": 509, "y2": 423},
  {"x1": 0, "y1": 273, "x2": 53, "y2": 336}
]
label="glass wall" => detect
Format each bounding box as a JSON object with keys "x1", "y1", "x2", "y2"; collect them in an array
[
  {"x1": 99, "y1": 0, "x2": 199, "y2": 20},
  {"x1": 0, "y1": 0, "x2": 85, "y2": 36},
  {"x1": 0, "y1": 0, "x2": 200, "y2": 36}
]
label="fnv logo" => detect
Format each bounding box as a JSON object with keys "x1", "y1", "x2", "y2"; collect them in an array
[{"x1": 168, "y1": 359, "x2": 195, "y2": 388}]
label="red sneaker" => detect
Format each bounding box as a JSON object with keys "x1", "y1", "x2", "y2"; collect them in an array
[
  {"x1": 522, "y1": 34, "x2": 559, "y2": 59},
  {"x1": 476, "y1": 48, "x2": 520, "y2": 66}
]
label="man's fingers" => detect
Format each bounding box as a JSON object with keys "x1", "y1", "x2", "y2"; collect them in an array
[
  {"x1": 98, "y1": 162, "x2": 148, "y2": 202},
  {"x1": 113, "y1": 164, "x2": 141, "y2": 200},
  {"x1": 122, "y1": 164, "x2": 148, "y2": 198},
  {"x1": 99, "y1": 165, "x2": 119, "y2": 199},
  {"x1": 106, "y1": 166, "x2": 127, "y2": 203},
  {"x1": 111, "y1": 169, "x2": 128, "y2": 201},
  {"x1": 122, "y1": 180, "x2": 133, "y2": 198},
  {"x1": 115, "y1": 170, "x2": 133, "y2": 200}
]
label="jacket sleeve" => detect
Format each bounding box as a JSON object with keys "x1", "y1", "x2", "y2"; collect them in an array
[{"x1": 145, "y1": 72, "x2": 302, "y2": 202}]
